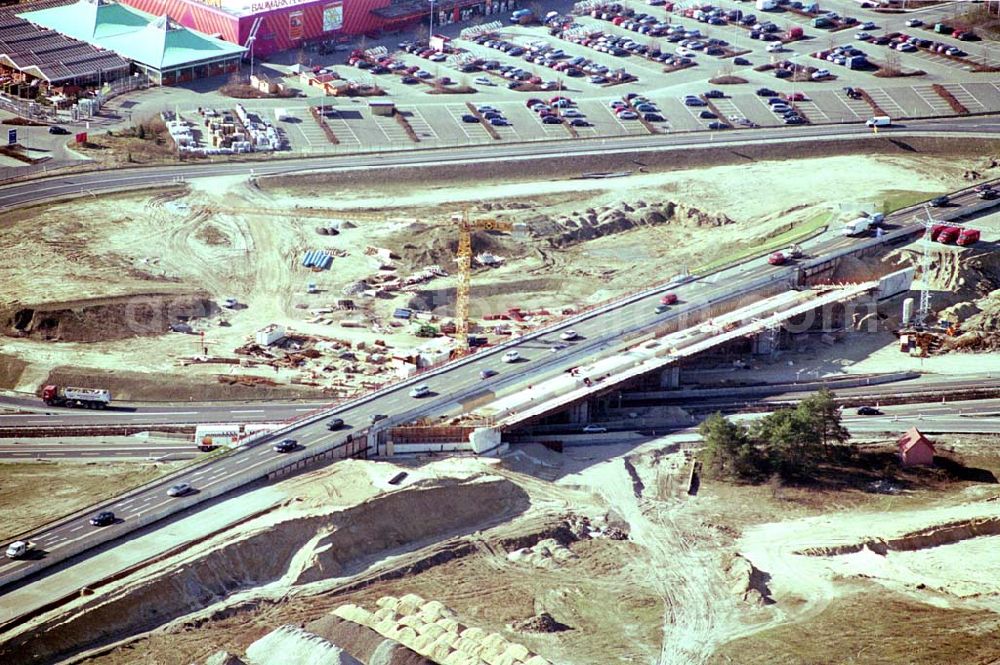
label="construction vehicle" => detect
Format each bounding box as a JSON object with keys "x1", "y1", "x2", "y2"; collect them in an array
[
  {"x1": 453, "y1": 211, "x2": 517, "y2": 355},
  {"x1": 41, "y1": 385, "x2": 111, "y2": 409},
  {"x1": 957, "y1": 228, "x2": 981, "y2": 246}
]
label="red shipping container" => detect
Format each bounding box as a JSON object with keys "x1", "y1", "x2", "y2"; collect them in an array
[{"x1": 75, "y1": 132, "x2": 87, "y2": 143}]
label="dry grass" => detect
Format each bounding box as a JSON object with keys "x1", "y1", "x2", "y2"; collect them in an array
[
  {"x1": 709, "y1": 591, "x2": 1000, "y2": 665},
  {"x1": 73, "y1": 119, "x2": 177, "y2": 166},
  {"x1": 0, "y1": 461, "x2": 172, "y2": 542}
]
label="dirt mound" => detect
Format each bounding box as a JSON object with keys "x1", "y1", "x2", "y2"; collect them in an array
[
  {"x1": 1, "y1": 293, "x2": 215, "y2": 342},
  {"x1": 205, "y1": 651, "x2": 247, "y2": 665},
  {"x1": 724, "y1": 554, "x2": 775, "y2": 606},
  {"x1": 1, "y1": 475, "x2": 528, "y2": 664},
  {"x1": 406, "y1": 278, "x2": 563, "y2": 315},
  {"x1": 42, "y1": 365, "x2": 316, "y2": 401},
  {"x1": 531, "y1": 199, "x2": 734, "y2": 249},
  {"x1": 510, "y1": 612, "x2": 571, "y2": 633},
  {"x1": 398, "y1": 229, "x2": 524, "y2": 272},
  {"x1": 796, "y1": 516, "x2": 1000, "y2": 557},
  {"x1": 244, "y1": 625, "x2": 362, "y2": 665},
  {"x1": 306, "y1": 614, "x2": 435, "y2": 665}
]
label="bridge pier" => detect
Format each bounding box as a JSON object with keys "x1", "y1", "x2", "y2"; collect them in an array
[
  {"x1": 567, "y1": 401, "x2": 590, "y2": 424},
  {"x1": 470, "y1": 427, "x2": 506, "y2": 456},
  {"x1": 659, "y1": 366, "x2": 680, "y2": 388}
]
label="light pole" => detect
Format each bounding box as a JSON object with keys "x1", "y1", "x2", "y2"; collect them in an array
[
  {"x1": 247, "y1": 36, "x2": 257, "y2": 81},
  {"x1": 429, "y1": 0, "x2": 435, "y2": 39}
]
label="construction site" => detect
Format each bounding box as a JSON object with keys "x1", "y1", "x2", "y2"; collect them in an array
[
  {"x1": 4, "y1": 146, "x2": 1000, "y2": 402},
  {"x1": 3, "y1": 140, "x2": 1000, "y2": 665}
]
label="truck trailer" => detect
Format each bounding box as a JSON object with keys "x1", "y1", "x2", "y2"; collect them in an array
[{"x1": 41, "y1": 385, "x2": 112, "y2": 409}]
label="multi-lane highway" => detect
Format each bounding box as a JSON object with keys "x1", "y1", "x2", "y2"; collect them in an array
[{"x1": 0, "y1": 115, "x2": 997, "y2": 212}]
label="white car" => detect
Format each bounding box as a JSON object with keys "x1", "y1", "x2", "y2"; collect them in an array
[
  {"x1": 409, "y1": 384, "x2": 431, "y2": 398},
  {"x1": 5, "y1": 540, "x2": 29, "y2": 559},
  {"x1": 560, "y1": 330, "x2": 578, "y2": 340},
  {"x1": 582, "y1": 424, "x2": 608, "y2": 433},
  {"x1": 167, "y1": 482, "x2": 192, "y2": 497},
  {"x1": 766, "y1": 42, "x2": 783, "y2": 53},
  {"x1": 502, "y1": 350, "x2": 520, "y2": 363},
  {"x1": 474, "y1": 76, "x2": 496, "y2": 86}
]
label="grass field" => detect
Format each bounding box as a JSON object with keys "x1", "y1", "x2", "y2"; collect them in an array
[{"x1": 694, "y1": 210, "x2": 833, "y2": 276}]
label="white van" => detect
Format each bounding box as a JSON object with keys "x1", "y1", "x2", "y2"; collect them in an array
[
  {"x1": 810, "y1": 68, "x2": 831, "y2": 80},
  {"x1": 6, "y1": 540, "x2": 29, "y2": 559},
  {"x1": 408, "y1": 384, "x2": 431, "y2": 398},
  {"x1": 866, "y1": 115, "x2": 891, "y2": 127}
]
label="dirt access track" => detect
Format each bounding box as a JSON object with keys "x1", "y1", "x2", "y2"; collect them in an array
[{"x1": 1, "y1": 137, "x2": 995, "y2": 401}]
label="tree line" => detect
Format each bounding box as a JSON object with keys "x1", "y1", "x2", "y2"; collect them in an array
[{"x1": 698, "y1": 389, "x2": 852, "y2": 483}]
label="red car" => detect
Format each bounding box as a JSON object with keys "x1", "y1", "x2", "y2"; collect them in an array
[
  {"x1": 785, "y1": 92, "x2": 808, "y2": 102},
  {"x1": 768, "y1": 252, "x2": 787, "y2": 265},
  {"x1": 660, "y1": 292, "x2": 678, "y2": 305}
]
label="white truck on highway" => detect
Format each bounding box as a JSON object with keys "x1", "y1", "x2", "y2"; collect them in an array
[
  {"x1": 842, "y1": 217, "x2": 873, "y2": 237},
  {"x1": 6, "y1": 540, "x2": 31, "y2": 559},
  {"x1": 41, "y1": 385, "x2": 112, "y2": 409}
]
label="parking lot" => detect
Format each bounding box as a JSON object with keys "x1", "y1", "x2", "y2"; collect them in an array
[{"x1": 168, "y1": 0, "x2": 998, "y2": 156}]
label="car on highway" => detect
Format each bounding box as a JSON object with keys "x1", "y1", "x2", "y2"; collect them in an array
[
  {"x1": 550, "y1": 343, "x2": 568, "y2": 352},
  {"x1": 930, "y1": 195, "x2": 950, "y2": 207},
  {"x1": 272, "y1": 439, "x2": 298, "y2": 453},
  {"x1": 582, "y1": 424, "x2": 608, "y2": 433},
  {"x1": 89, "y1": 511, "x2": 115, "y2": 527},
  {"x1": 167, "y1": 482, "x2": 193, "y2": 497},
  {"x1": 560, "y1": 330, "x2": 578, "y2": 341},
  {"x1": 502, "y1": 350, "x2": 521, "y2": 363},
  {"x1": 370, "y1": 413, "x2": 387, "y2": 424},
  {"x1": 768, "y1": 251, "x2": 787, "y2": 266},
  {"x1": 856, "y1": 406, "x2": 882, "y2": 416},
  {"x1": 479, "y1": 369, "x2": 498, "y2": 380},
  {"x1": 6, "y1": 540, "x2": 30, "y2": 559},
  {"x1": 655, "y1": 303, "x2": 670, "y2": 313},
  {"x1": 327, "y1": 418, "x2": 345, "y2": 430},
  {"x1": 660, "y1": 292, "x2": 678, "y2": 305},
  {"x1": 409, "y1": 384, "x2": 431, "y2": 398}
]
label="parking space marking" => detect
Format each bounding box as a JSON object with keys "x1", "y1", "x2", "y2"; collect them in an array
[
  {"x1": 406, "y1": 108, "x2": 440, "y2": 141},
  {"x1": 913, "y1": 85, "x2": 952, "y2": 114},
  {"x1": 323, "y1": 112, "x2": 361, "y2": 149},
  {"x1": 866, "y1": 88, "x2": 906, "y2": 117},
  {"x1": 953, "y1": 83, "x2": 988, "y2": 113},
  {"x1": 795, "y1": 98, "x2": 829, "y2": 122},
  {"x1": 709, "y1": 97, "x2": 742, "y2": 124},
  {"x1": 372, "y1": 113, "x2": 410, "y2": 144},
  {"x1": 446, "y1": 105, "x2": 486, "y2": 141},
  {"x1": 600, "y1": 103, "x2": 647, "y2": 135}
]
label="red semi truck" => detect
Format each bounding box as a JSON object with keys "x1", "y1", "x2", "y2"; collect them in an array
[{"x1": 41, "y1": 385, "x2": 112, "y2": 409}]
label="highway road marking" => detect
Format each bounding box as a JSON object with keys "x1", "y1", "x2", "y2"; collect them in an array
[
  {"x1": 294, "y1": 408, "x2": 315, "y2": 412},
  {"x1": 128, "y1": 411, "x2": 198, "y2": 417},
  {"x1": 231, "y1": 409, "x2": 265, "y2": 414},
  {"x1": 68, "y1": 525, "x2": 84, "y2": 533}
]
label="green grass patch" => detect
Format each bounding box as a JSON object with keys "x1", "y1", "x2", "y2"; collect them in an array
[
  {"x1": 879, "y1": 189, "x2": 933, "y2": 216},
  {"x1": 694, "y1": 210, "x2": 832, "y2": 276}
]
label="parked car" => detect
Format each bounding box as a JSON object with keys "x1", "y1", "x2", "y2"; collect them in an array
[
  {"x1": 89, "y1": 511, "x2": 116, "y2": 527},
  {"x1": 461, "y1": 114, "x2": 480, "y2": 123},
  {"x1": 756, "y1": 87, "x2": 777, "y2": 97},
  {"x1": 167, "y1": 482, "x2": 193, "y2": 497},
  {"x1": 704, "y1": 89, "x2": 724, "y2": 98},
  {"x1": 582, "y1": 424, "x2": 608, "y2": 433},
  {"x1": 905, "y1": 18, "x2": 922, "y2": 27},
  {"x1": 48, "y1": 126, "x2": 70, "y2": 135},
  {"x1": 273, "y1": 439, "x2": 298, "y2": 453}
]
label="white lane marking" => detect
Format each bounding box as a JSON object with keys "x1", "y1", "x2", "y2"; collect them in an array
[
  {"x1": 294, "y1": 408, "x2": 314, "y2": 412},
  {"x1": 68, "y1": 525, "x2": 84, "y2": 533},
  {"x1": 128, "y1": 411, "x2": 198, "y2": 417},
  {"x1": 231, "y1": 409, "x2": 264, "y2": 414}
]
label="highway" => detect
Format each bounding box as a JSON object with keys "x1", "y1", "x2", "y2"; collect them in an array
[
  {"x1": 1, "y1": 117, "x2": 998, "y2": 586},
  {"x1": 0, "y1": 441, "x2": 194, "y2": 460},
  {"x1": 0, "y1": 115, "x2": 997, "y2": 213}
]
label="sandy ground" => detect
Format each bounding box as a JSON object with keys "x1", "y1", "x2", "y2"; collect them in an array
[
  {"x1": 5, "y1": 432, "x2": 1000, "y2": 665},
  {"x1": 0, "y1": 153, "x2": 977, "y2": 400}
]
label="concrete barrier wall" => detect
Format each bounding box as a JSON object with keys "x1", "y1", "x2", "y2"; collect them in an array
[{"x1": 624, "y1": 371, "x2": 922, "y2": 401}]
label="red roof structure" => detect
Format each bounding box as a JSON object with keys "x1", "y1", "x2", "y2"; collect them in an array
[{"x1": 897, "y1": 427, "x2": 935, "y2": 466}]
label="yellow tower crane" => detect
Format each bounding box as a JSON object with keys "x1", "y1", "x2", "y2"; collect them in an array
[{"x1": 453, "y1": 211, "x2": 516, "y2": 355}]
